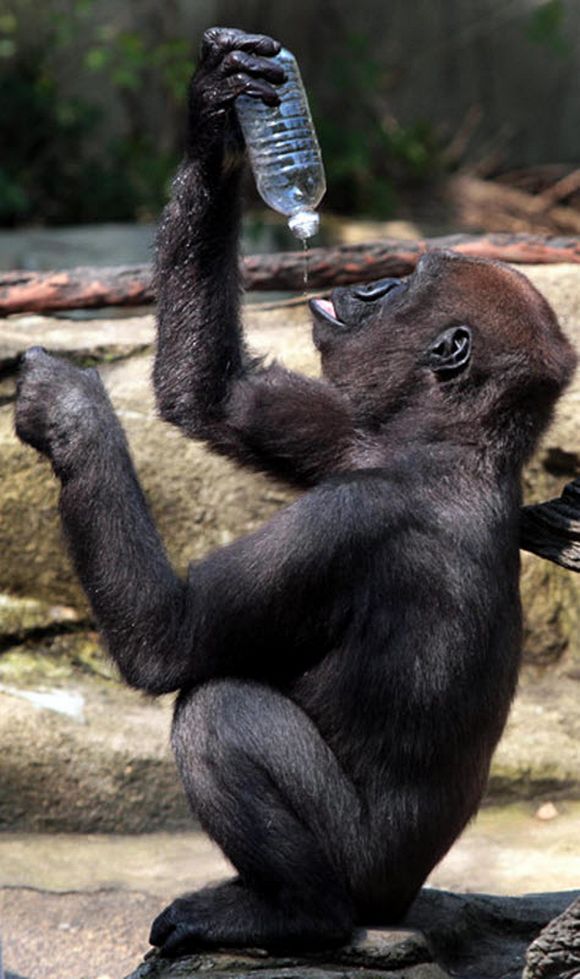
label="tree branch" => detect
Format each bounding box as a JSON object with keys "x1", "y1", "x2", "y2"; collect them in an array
[
  {"x1": 521, "y1": 480, "x2": 580, "y2": 572},
  {"x1": 2, "y1": 232, "x2": 580, "y2": 315}
]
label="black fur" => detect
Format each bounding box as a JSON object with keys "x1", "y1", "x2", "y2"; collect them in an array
[{"x1": 14, "y1": 28, "x2": 577, "y2": 959}]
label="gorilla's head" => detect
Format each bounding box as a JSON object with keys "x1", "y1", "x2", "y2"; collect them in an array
[{"x1": 309, "y1": 251, "x2": 576, "y2": 455}]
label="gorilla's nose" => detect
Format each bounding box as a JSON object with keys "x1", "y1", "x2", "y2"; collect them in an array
[{"x1": 351, "y1": 278, "x2": 403, "y2": 301}]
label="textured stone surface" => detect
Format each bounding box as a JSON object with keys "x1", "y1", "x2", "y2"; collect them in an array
[
  {"x1": 0, "y1": 310, "x2": 154, "y2": 367},
  {"x1": 407, "y1": 888, "x2": 580, "y2": 979},
  {"x1": 1, "y1": 856, "x2": 578, "y2": 979},
  {"x1": 523, "y1": 895, "x2": 580, "y2": 979},
  {"x1": 0, "y1": 303, "x2": 307, "y2": 608},
  {"x1": 125, "y1": 927, "x2": 445, "y2": 979},
  {"x1": 0, "y1": 637, "x2": 189, "y2": 832},
  {"x1": 123, "y1": 889, "x2": 580, "y2": 979}
]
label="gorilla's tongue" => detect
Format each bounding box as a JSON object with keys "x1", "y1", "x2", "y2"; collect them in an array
[
  {"x1": 317, "y1": 299, "x2": 336, "y2": 317},
  {"x1": 309, "y1": 297, "x2": 342, "y2": 326}
]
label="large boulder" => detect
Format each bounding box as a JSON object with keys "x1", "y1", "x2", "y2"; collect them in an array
[{"x1": 0, "y1": 305, "x2": 306, "y2": 610}]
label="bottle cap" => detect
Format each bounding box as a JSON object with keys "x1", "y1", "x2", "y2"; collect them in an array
[{"x1": 288, "y1": 209, "x2": 320, "y2": 240}]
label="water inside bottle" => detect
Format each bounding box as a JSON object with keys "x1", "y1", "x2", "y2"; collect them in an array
[{"x1": 235, "y1": 47, "x2": 326, "y2": 240}]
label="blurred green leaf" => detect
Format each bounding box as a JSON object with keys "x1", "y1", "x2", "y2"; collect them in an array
[
  {"x1": 527, "y1": 0, "x2": 571, "y2": 56},
  {"x1": 0, "y1": 13, "x2": 17, "y2": 32},
  {"x1": 0, "y1": 167, "x2": 28, "y2": 221},
  {"x1": 85, "y1": 47, "x2": 110, "y2": 71},
  {"x1": 0, "y1": 39, "x2": 16, "y2": 59},
  {"x1": 75, "y1": 0, "x2": 95, "y2": 17}
]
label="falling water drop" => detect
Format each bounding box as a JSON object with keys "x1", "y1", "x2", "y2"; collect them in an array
[{"x1": 302, "y1": 238, "x2": 310, "y2": 295}]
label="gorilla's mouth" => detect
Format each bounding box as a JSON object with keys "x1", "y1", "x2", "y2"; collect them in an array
[{"x1": 309, "y1": 298, "x2": 344, "y2": 328}]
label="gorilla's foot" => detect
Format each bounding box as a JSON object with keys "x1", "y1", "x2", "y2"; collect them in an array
[{"x1": 150, "y1": 877, "x2": 352, "y2": 958}]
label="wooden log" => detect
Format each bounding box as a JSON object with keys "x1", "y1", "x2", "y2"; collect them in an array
[
  {"x1": 523, "y1": 895, "x2": 580, "y2": 979},
  {"x1": 521, "y1": 479, "x2": 580, "y2": 572},
  {"x1": 450, "y1": 175, "x2": 580, "y2": 235},
  {"x1": 3, "y1": 233, "x2": 580, "y2": 315},
  {"x1": 0, "y1": 266, "x2": 155, "y2": 316}
]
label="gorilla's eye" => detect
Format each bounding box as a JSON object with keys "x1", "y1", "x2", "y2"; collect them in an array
[
  {"x1": 425, "y1": 325, "x2": 472, "y2": 377},
  {"x1": 352, "y1": 278, "x2": 404, "y2": 302}
]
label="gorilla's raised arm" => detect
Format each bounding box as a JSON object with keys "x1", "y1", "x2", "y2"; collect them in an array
[{"x1": 153, "y1": 27, "x2": 355, "y2": 488}]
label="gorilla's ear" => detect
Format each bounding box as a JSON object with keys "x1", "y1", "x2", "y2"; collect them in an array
[{"x1": 424, "y1": 326, "x2": 471, "y2": 378}]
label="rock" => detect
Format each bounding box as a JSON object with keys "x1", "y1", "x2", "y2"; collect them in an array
[
  {"x1": 534, "y1": 802, "x2": 559, "y2": 821},
  {"x1": 123, "y1": 889, "x2": 580, "y2": 979},
  {"x1": 488, "y1": 674, "x2": 580, "y2": 800},
  {"x1": 0, "y1": 310, "x2": 154, "y2": 368},
  {"x1": 406, "y1": 888, "x2": 580, "y2": 979},
  {"x1": 124, "y1": 927, "x2": 448, "y2": 979},
  {"x1": 0, "y1": 634, "x2": 189, "y2": 832},
  {"x1": 0, "y1": 592, "x2": 83, "y2": 638},
  {"x1": 0, "y1": 303, "x2": 309, "y2": 608},
  {"x1": 523, "y1": 895, "x2": 580, "y2": 979}
]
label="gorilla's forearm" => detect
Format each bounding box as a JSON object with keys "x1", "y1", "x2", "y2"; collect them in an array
[
  {"x1": 13, "y1": 348, "x2": 194, "y2": 694},
  {"x1": 151, "y1": 45, "x2": 360, "y2": 488},
  {"x1": 153, "y1": 150, "x2": 247, "y2": 437},
  {"x1": 58, "y1": 438, "x2": 195, "y2": 694},
  {"x1": 153, "y1": 30, "x2": 287, "y2": 443}
]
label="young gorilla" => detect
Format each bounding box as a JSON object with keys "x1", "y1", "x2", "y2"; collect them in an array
[{"x1": 15, "y1": 28, "x2": 577, "y2": 958}]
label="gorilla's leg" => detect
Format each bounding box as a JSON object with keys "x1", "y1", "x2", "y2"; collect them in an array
[{"x1": 150, "y1": 680, "x2": 362, "y2": 956}]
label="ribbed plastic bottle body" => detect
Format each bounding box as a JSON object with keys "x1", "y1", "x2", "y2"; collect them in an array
[{"x1": 235, "y1": 47, "x2": 326, "y2": 239}]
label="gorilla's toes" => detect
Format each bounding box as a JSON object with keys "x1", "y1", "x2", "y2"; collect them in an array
[
  {"x1": 158, "y1": 922, "x2": 202, "y2": 958},
  {"x1": 149, "y1": 903, "x2": 175, "y2": 947},
  {"x1": 150, "y1": 899, "x2": 203, "y2": 957}
]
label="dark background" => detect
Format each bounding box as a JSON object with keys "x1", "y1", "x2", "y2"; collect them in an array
[{"x1": 1, "y1": 0, "x2": 578, "y2": 229}]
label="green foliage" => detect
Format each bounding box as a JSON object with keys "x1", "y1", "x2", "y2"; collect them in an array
[
  {"x1": 0, "y1": 1, "x2": 192, "y2": 226},
  {"x1": 313, "y1": 32, "x2": 441, "y2": 218},
  {"x1": 84, "y1": 31, "x2": 191, "y2": 102},
  {"x1": 0, "y1": 7, "x2": 442, "y2": 225},
  {"x1": 0, "y1": 51, "x2": 154, "y2": 225},
  {"x1": 527, "y1": 0, "x2": 571, "y2": 57}
]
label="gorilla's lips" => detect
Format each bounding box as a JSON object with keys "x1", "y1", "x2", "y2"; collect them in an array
[{"x1": 309, "y1": 298, "x2": 344, "y2": 328}]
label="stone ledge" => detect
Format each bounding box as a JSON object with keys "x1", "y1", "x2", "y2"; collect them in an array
[
  {"x1": 127, "y1": 928, "x2": 446, "y2": 979},
  {"x1": 125, "y1": 890, "x2": 580, "y2": 979}
]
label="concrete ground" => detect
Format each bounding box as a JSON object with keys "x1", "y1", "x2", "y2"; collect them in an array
[{"x1": 2, "y1": 802, "x2": 579, "y2": 979}]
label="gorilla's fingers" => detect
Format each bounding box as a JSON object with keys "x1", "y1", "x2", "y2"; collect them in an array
[
  {"x1": 220, "y1": 50, "x2": 286, "y2": 84},
  {"x1": 201, "y1": 27, "x2": 281, "y2": 64},
  {"x1": 225, "y1": 75, "x2": 281, "y2": 107}
]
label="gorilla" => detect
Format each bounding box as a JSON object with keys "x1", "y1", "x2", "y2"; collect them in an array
[{"x1": 15, "y1": 27, "x2": 577, "y2": 958}]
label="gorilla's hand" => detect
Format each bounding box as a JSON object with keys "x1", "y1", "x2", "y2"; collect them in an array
[
  {"x1": 187, "y1": 27, "x2": 285, "y2": 158},
  {"x1": 15, "y1": 347, "x2": 122, "y2": 475}
]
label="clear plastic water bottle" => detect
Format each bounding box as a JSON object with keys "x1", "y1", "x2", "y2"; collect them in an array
[{"x1": 235, "y1": 47, "x2": 326, "y2": 240}]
